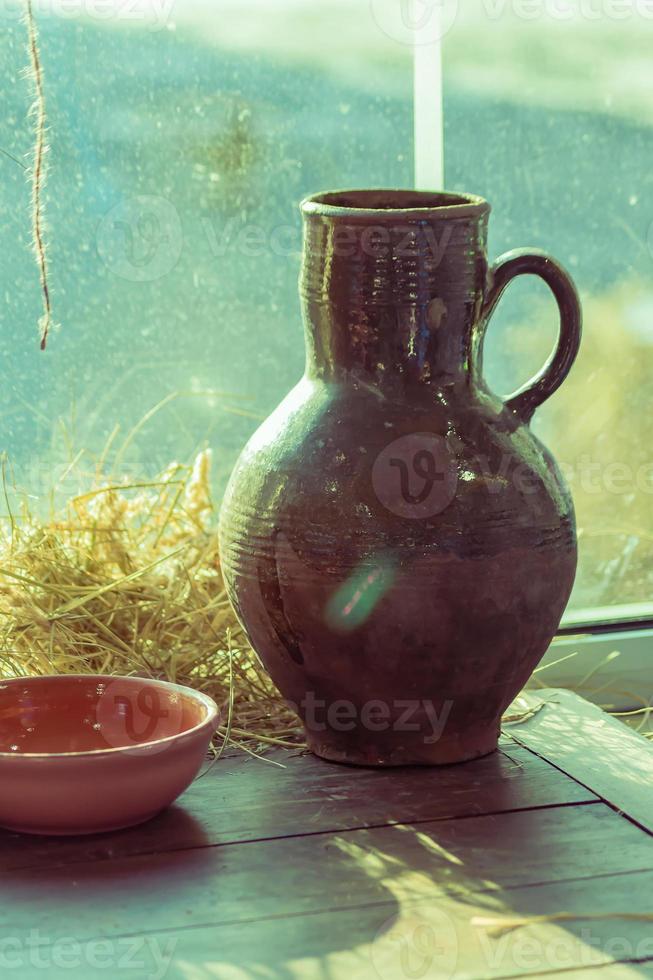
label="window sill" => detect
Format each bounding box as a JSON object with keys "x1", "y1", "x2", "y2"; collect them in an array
[{"x1": 533, "y1": 626, "x2": 653, "y2": 712}]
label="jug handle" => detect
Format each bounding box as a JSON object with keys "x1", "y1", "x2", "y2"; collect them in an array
[{"x1": 481, "y1": 248, "x2": 582, "y2": 423}]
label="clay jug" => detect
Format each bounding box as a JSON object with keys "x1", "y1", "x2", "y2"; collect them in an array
[{"x1": 219, "y1": 190, "x2": 582, "y2": 766}]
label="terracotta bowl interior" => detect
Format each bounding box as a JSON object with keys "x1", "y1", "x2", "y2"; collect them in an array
[{"x1": 0, "y1": 676, "x2": 210, "y2": 755}]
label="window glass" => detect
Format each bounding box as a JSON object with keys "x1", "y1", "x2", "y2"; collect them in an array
[
  {"x1": 2, "y1": 0, "x2": 652, "y2": 622},
  {"x1": 444, "y1": 1, "x2": 653, "y2": 616}
]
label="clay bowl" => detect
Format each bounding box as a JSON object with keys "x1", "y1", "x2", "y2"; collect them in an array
[{"x1": 0, "y1": 674, "x2": 218, "y2": 836}]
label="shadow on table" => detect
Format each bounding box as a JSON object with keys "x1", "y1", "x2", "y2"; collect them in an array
[
  {"x1": 0, "y1": 801, "x2": 401, "y2": 978},
  {"x1": 0, "y1": 804, "x2": 211, "y2": 872}
]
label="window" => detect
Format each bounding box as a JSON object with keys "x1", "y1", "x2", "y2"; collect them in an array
[{"x1": 1, "y1": 2, "x2": 652, "y2": 660}]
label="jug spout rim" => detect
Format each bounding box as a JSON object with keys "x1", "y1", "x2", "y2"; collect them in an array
[{"x1": 301, "y1": 189, "x2": 490, "y2": 222}]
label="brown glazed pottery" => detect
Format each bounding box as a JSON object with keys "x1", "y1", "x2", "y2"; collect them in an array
[
  {"x1": 219, "y1": 189, "x2": 582, "y2": 767},
  {"x1": 0, "y1": 674, "x2": 218, "y2": 834}
]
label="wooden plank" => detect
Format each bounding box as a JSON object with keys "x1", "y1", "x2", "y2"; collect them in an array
[
  {"x1": 4, "y1": 856, "x2": 653, "y2": 979},
  {"x1": 0, "y1": 742, "x2": 597, "y2": 872},
  {"x1": 0, "y1": 804, "x2": 649, "y2": 949},
  {"x1": 145, "y1": 870, "x2": 653, "y2": 980},
  {"x1": 505, "y1": 689, "x2": 653, "y2": 833}
]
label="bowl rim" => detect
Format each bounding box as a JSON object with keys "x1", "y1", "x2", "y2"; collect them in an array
[{"x1": 0, "y1": 673, "x2": 219, "y2": 759}]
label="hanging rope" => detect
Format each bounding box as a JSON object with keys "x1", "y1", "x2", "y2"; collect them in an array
[{"x1": 24, "y1": 0, "x2": 53, "y2": 350}]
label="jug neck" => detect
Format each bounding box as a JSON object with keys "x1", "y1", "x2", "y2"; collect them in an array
[{"x1": 300, "y1": 190, "x2": 491, "y2": 391}]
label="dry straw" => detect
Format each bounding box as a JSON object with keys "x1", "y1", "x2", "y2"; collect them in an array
[
  {"x1": 472, "y1": 912, "x2": 653, "y2": 937},
  {"x1": 0, "y1": 448, "x2": 303, "y2": 757}
]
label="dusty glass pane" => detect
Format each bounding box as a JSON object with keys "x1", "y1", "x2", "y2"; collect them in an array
[
  {"x1": 443, "y1": 0, "x2": 653, "y2": 614},
  {"x1": 3, "y1": 0, "x2": 651, "y2": 621},
  {"x1": 0, "y1": 0, "x2": 412, "y2": 496}
]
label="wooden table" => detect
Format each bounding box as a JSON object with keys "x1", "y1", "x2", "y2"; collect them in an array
[{"x1": 1, "y1": 690, "x2": 652, "y2": 979}]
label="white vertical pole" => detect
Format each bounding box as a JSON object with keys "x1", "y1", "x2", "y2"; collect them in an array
[{"x1": 413, "y1": 1, "x2": 445, "y2": 190}]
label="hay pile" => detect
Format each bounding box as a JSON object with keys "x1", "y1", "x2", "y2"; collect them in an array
[{"x1": 0, "y1": 450, "x2": 303, "y2": 755}]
